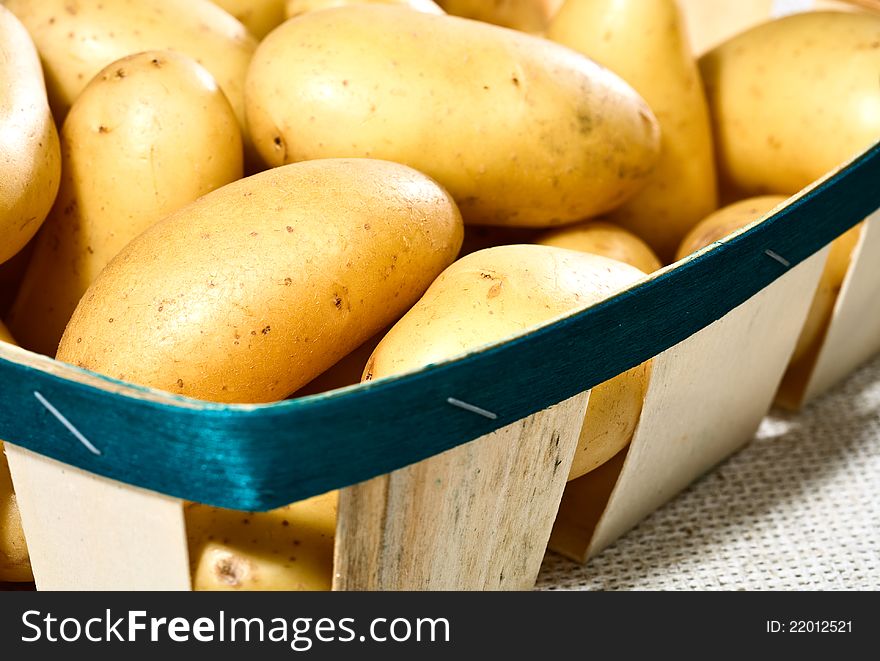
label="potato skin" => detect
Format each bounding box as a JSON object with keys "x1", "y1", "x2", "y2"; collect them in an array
[
  {"x1": 676, "y1": 196, "x2": 862, "y2": 366},
  {"x1": 547, "y1": 0, "x2": 717, "y2": 261},
  {"x1": 57, "y1": 159, "x2": 463, "y2": 403},
  {"x1": 7, "y1": 51, "x2": 243, "y2": 357},
  {"x1": 212, "y1": 0, "x2": 287, "y2": 39},
  {"x1": 0, "y1": 6, "x2": 61, "y2": 266},
  {"x1": 0, "y1": 325, "x2": 32, "y2": 583},
  {"x1": 187, "y1": 491, "x2": 337, "y2": 591},
  {"x1": 536, "y1": 220, "x2": 662, "y2": 273},
  {"x1": 676, "y1": 0, "x2": 862, "y2": 56},
  {"x1": 3, "y1": 0, "x2": 256, "y2": 149},
  {"x1": 437, "y1": 0, "x2": 562, "y2": 33},
  {"x1": 246, "y1": 5, "x2": 660, "y2": 227},
  {"x1": 675, "y1": 196, "x2": 788, "y2": 262},
  {"x1": 364, "y1": 244, "x2": 649, "y2": 479},
  {"x1": 285, "y1": 0, "x2": 444, "y2": 19},
  {"x1": 700, "y1": 11, "x2": 880, "y2": 200}
]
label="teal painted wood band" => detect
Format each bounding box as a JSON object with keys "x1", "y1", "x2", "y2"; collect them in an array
[{"x1": 2, "y1": 144, "x2": 879, "y2": 511}]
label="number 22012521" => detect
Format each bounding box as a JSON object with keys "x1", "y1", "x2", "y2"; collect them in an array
[{"x1": 767, "y1": 621, "x2": 852, "y2": 633}]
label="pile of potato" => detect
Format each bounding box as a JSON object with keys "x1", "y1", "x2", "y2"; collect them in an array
[{"x1": 1, "y1": 0, "x2": 877, "y2": 589}]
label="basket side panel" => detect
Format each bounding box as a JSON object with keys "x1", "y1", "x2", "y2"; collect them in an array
[
  {"x1": 333, "y1": 392, "x2": 590, "y2": 590},
  {"x1": 802, "y1": 210, "x2": 880, "y2": 402},
  {"x1": 578, "y1": 248, "x2": 827, "y2": 559},
  {"x1": 6, "y1": 445, "x2": 190, "y2": 590}
]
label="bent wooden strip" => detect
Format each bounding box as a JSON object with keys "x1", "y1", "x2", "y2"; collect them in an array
[
  {"x1": 334, "y1": 392, "x2": 590, "y2": 590},
  {"x1": 550, "y1": 249, "x2": 828, "y2": 562},
  {"x1": 802, "y1": 210, "x2": 880, "y2": 403},
  {"x1": 5, "y1": 446, "x2": 189, "y2": 590}
]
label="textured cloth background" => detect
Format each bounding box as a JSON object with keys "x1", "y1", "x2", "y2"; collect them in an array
[{"x1": 537, "y1": 353, "x2": 880, "y2": 591}]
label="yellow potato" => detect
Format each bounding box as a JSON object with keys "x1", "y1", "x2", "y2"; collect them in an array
[
  {"x1": 547, "y1": 0, "x2": 717, "y2": 261},
  {"x1": 187, "y1": 491, "x2": 337, "y2": 591},
  {"x1": 699, "y1": 11, "x2": 880, "y2": 200},
  {"x1": 676, "y1": 197, "x2": 863, "y2": 365},
  {"x1": 286, "y1": 0, "x2": 444, "y2": 19},
  {"x1": 536, "y1": 221, "x2": 663, "y2": 273},
  {"x1": 57, "y1": 159, "x2": 463, "y2": 403},
  {"x1": 0, "y1": 5, "x2": 61, "y2": 266},
  {"x1": 7, "y1": 51, "x2": 243, "y2": 357},
  {"x1": 212, "y1": 0, "x2": 287, "y2": 38},
  {"x1": 0, "y1": 325, "x2": 32, "y2": 583},
  {"x1": 436, "y1": 0, "x2": 563, "y2": 33},
  {"x1": 677, "y1": 0, "x2": 865, "y2": 56},
  {"x1": 539, "y1": 228, "x2": 655, "y2": 478},
  {"x1": 364, "y1": 245, "x2": 650, "y2": 480},
  {"x1": 0, "y1": 443, "x2": 31, "y2": 583},
  {"x1": 246, "y1": 5, "x2": 660, "y2": 227},
  {"x1": 675, "y1": 196, "x2": 788, "y2": 261},
  {"x1": 3, "y1": 0, "x2": 256, "y2": 154}
]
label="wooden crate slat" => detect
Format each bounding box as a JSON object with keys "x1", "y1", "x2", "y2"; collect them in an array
[
  {"x1": 334, "y1": 392, "x2": 590, "y2": 590},
  {"x1": 5, "y1": 445, "x2": 190, "y2": 591}
]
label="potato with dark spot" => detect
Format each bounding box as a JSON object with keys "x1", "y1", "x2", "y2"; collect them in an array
[
  {"x1": 8, "y1": 51, "x2": 242, "y2": 357},
  {"x1": 3, "y1": 0, "x2": 256, "y2": 154},
  {"x1": 699, "y1": 11, "x2": 880, "y2": 200},
  {"x1": 364, "y1": 245, "x2": 650, "y2": 480},
  {"x1": 0, "y1": 6, "x2": 61, "y2": 266},
  {"x1": 0, "y1": 324, "x2": 32, "y2": 583},
  {"x1": 285, "y1": 0, "x2": 444, "y2": 19},
  {"x1": 246, "y1": 5, "x2": 660, "y2": 227},
  {"x1": 56, "y1": 159, "x2": 463, "y2": 403},
  {"x1": 536, "y1": 220, "x2": 662, "y2": 273},
  {"x1": 186, "y1": 491, "x2": 337, "y2": 591}
]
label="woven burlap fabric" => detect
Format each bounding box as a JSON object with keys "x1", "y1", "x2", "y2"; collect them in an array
[{"x1": 537, "y1": 353, "x2": 880, "y2": 591}]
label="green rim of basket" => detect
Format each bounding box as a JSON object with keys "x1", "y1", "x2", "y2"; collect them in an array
[{"x1": 1, "y1": 142, "x2": 879, "y2": 511}]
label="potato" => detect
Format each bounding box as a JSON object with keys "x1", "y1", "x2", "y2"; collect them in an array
[
  {"x1": 547, "y1": 0, "x2": 717, "y2": 261},
  {"x1": 699, "y1": 11, "x2": 880, "y2": 200},
  {"x1": 0, "y1": 325, "x2": 32, "y2": 583},
  {"x1": 286, "y1": 0, "x2": 444, "y2": 19},
  {"x1": 536, "y1": 220, "x2": 663, "y2": 273},
  {"x1": 0, "y1": 6, "x2": 61, "y2": 266},
  {"x1": 677, "y1": 0, "x2": 865, "y2": 56},
  {"x1": 675, "y1": 196, "x2": 788, "y2": 261},
  {"x1": 246, "y1": 5, "x2": 660, "y2": 227},
  {"x1": 56, "y1": 159, "x2": 463, "y2": 403},
  {"x1": 186, "y1": 491, "x2": 337, "y2": 591},
  {"x1": 363, "y1": 245, "x2": 650, "y2": 480},
  {"x1": 0, "y1": 443, "x2": 31, "y2": 583},
  {"x1": 3, "y1": 0, "x2": 256, "y2": 154},
  {"x1": 7, "y1": 51, "x2": 243, "y2": 357},
  {"x1": 212, "y1": 0, "x2": 287, "y2": 39},
  {"x1": 436, "y1": 0, "x2": 563, "y2": 33},
  {"x1": 676, "y1": 197, "x2": 863, "y2": 365}
]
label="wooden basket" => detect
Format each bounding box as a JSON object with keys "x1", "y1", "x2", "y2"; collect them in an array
[{"x1": 2, "y1": 0, "x2": 879, "y2": 591}]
